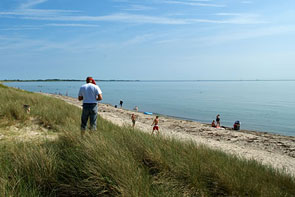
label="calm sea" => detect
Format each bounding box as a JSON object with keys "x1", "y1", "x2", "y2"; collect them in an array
[{"x1": 4, "y1": 81, "x2": 295, "y2": 136}]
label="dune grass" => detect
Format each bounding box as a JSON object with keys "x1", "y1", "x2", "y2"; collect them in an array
[{"x1": 0, "y1": 84, "x2": 294, "y2": 196}]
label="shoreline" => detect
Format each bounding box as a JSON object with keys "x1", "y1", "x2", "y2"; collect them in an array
[
  {"x1": 75, "y1": 98, "x2": 295, "y2": 138},
  {"x1": 54, "y1": 95, "x2": 294, "y2": 137},
  {"x1": 42, "y1": 93, "x2": 295, "y2": 177},
  {"x1": 3, "y1": 82, "x2": 294, "y2": 137}
]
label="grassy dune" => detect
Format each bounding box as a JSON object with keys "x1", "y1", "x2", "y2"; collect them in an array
[{"x1": 0, "y1": 84, "x2": 294, "y2": 196}]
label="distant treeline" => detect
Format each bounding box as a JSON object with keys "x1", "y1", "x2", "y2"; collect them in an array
[{"x1": 1, "y1": 79, "x2": 140, "y2": 82}]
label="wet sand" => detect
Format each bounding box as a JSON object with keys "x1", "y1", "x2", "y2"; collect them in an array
[{"x1": 43, "y1": 93, "x2": 295, "y2": 177}]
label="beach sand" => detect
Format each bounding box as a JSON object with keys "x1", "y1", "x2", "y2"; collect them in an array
[{"x1": 43, "y1": 93, "x2": 295, "y2": 177}]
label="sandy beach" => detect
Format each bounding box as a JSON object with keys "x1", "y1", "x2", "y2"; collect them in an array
[{"x1": 43, "y1": 93, "x2": 295, "y2": 177}]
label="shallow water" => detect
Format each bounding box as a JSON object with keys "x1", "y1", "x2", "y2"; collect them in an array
[{"x1": 5, "y1": 81, "x2": 295, "y2": 136}]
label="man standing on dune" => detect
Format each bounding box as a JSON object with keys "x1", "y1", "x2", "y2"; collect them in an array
[{"x1": 78, "y1": 77, "x2": 103, "y2": 137}]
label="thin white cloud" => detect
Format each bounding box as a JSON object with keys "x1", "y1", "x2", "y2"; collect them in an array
[
  {"x1": 121, "y1": 34, "x2": 156, "y2": 46},
  {"x1": 155, "y1": 38, "x2": 182, "y2": 44},
  {"x1": 0, "y1": 34, "x2": 114, "y2": 54},
  {"x1": 197, "y1": 25, "x2": 295, "y2": 45},
  {"x1": 45, "y1": 23, "x2": 99, "y2": 27},
  {"x1": 0, "y1": 23, "x2": 98, "y2": 31},
  {"x1": 2, "y1": 9, "x2": 265, "y2": 25},
  {"x1": 20, "y1": 0, "x2": 48, "y2": 9},
  {"x1": 112, "y1": 0, "x2": 130, "y2": 2},
  {"x1": 0, "y1": 0, "x2": 79, "y2": 19},
  {"x1": 2, "y1": 24, "x2": 295, "y2": 58},
  {"x1": 216, "y1": 13, "x2": 245, "y2": 16},
  {"x1": 120, "y1": 5, "x2": 154, "y2": 11},
  {"x1": 0, "y1": 3, "x2": 268, "y2": 26},
  {"x1": 22, "y1": 13, "x2": 190, "y2": 24},
  {"x1": 163, "y1": 0, "x2": 225, "y2": 7},
  {"x1": 189, "y1": 18, "x2": 265, "y2": 24},
  {"x1": 0, "y1": 1, "x2": 264, "y2": 26},
  {"x1": 0, "y1": 36, "x2": 73, "y2": 52},
  {"x1": 0, "y1": 36, "x2": 43, "y2": 51},
  {"x1": 0, "y1": 11, "x2": 266, "y2": 25},
  {"x1": 0, "y1": 9, "x2": 79, "y2": 17},
  {"x1": 154, "y1": 25, "x2": 295, "y2": 47},
  {"x1": 213, "y1": 13, "x2": 267, "y2": 24},
  {"x1": 0, "y1": 27, "x2": 41, "y2": 31},
  {"x1": 0, "y1": 30, "x2": 156, "y2": 53}
]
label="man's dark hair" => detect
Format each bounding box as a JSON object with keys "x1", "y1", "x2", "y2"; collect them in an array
[{"x1": 86, "y1": 77, "x2": 93, "y2": 83}]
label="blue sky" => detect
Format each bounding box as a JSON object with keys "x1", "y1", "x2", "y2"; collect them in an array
[{"x1": 0, "y1": 0, "x2": 294, "y2": 80}]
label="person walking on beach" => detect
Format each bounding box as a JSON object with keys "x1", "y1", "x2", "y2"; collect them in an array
[
  {"x1": 120, "y1": 100, "x2": 123, "y2": 108},
  {"x1": 131, "y1": 114, "x2": 137, "y2": 128},
  {"x1": 151, "y1": 116, "x2": 160, "y2": 135},
  {"x1": 78, "y1": 77, "x2": 103, "y2": 137},
  {"x1": 216, "y1": 114, "x2": 221, "y2": 128}
]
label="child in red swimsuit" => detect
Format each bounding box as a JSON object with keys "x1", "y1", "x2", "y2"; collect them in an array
[{"x1": 151, "y1": 116, "x2": 159, "y2": 135}]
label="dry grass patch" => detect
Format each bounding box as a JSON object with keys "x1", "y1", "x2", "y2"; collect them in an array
[{"x1": 0, "y1": 118, "x2": 58, "y2": 143}]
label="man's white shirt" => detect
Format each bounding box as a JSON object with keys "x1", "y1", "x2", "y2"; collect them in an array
[{"x1": 78, "y1": 83, "x2": 102, "y2": 103}]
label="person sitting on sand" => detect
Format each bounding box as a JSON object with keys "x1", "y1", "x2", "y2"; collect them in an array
[
  {"x1": 211, "y1": 120, "x2": 216, "y2": 127},
  {"x1": 151, "y1": 116, "x2": 160, "y2": 135},
  {"x1": 233, "y1": 120, "x2": 241, "y2": 131},
  {"x1": 131, "y1": 114, "x2": 137, "y2": 128}
]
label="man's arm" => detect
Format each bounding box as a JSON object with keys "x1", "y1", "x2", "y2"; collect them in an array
[
  {"x1": 151, "y1": 119, "x2": 155, "y2": 126},
  {"x1": 78, "y1": 87, "x2": 83, "y2": 101},
  {"x1": 95, "y1": 86, "x2": 103, "y2": 101},
  {"x1": 97, "y1": 94, "x2": 103, "y2": 101}
]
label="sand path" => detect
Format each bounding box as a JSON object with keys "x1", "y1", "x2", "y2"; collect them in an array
[{"x1": 44, "y1": 93, "x2": 295, "y2": 177}]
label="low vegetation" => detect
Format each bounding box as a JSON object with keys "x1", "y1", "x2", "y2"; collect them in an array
[{"x1": 0, "y1": 84, "x2": 294, "y2": 196}]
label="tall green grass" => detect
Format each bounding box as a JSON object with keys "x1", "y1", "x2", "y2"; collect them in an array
[
  {"x1": 0, "y1": 84, "x2": 294, "y2": 196},
  {"x1": 0, "y1": 84, "x2": 80, "y2": 131}
]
